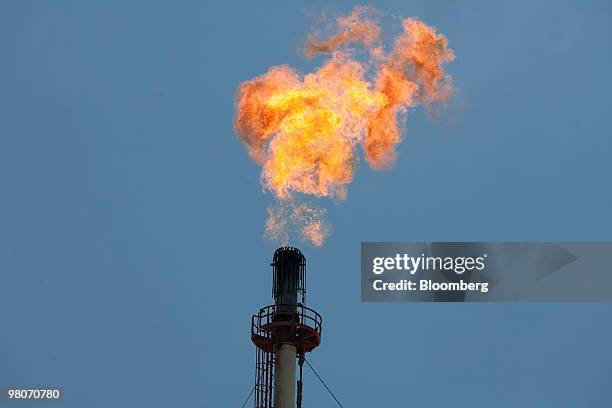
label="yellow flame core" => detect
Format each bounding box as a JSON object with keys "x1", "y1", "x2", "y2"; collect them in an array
[{"x1": 234, "y1": 7, "x2": 454, "y2": 246}]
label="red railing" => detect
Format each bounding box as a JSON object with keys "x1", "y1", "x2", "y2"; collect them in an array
[{"x1": 251, "y1": 304, "x2": 322, "y2": 353}]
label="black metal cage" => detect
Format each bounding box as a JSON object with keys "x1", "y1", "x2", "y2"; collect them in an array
[{"x1": 271, "y1": 246, "x2": 306, "y2": 306}]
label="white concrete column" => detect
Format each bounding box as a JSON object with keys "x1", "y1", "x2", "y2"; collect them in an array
[{"x1": 273, "y1": 343, "x2": 296, "y2": 408}]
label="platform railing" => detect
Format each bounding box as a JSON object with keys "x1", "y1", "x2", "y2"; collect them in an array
[{"x1": 251, "y1": 304, "x2": 322, "y2": 339}]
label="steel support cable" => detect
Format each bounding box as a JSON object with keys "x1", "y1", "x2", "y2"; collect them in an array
[
  {"x1": 303, "y1": 357, "x2": 345, "y2": 408},
  {"x1": 242, "y1": 355, "x2": 343, "y2": 408},
  {"x1": 240, "y1": 386, "x2": 256, "y2": 408},
  {"x1": 240, "y1": 372, "x2": 261, "y2": 408},
  {"x1": 241, "y1": 359, "x2": 270, "y2": 408}
]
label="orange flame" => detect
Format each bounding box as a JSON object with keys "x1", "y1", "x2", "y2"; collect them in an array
[
  {"x1": 234, "y1": 7, "x2": 454, "y2": 246},
  {"x1": 305, "y1": 5, "x2": 381, "y2": 58}
]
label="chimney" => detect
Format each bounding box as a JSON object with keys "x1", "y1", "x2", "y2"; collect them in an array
[{"x1": 251, "y1": 247, "x2": 322, "y2": 408}]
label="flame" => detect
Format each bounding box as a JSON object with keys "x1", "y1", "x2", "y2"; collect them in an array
[
  {"x1": 305, "y1": 5, "x2": 381, "y2": 58},
  {"x1": 234, "y1": 6, "x2": 454, "y2": 246}
]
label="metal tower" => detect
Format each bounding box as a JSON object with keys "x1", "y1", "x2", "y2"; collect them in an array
[{"x1": 251, "y1": 247, "x2": 322, "y2": 408}]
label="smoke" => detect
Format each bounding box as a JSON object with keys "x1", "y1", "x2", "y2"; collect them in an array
[{"x1": 234, "y1": 6, "x2": 455, "y2": 246}]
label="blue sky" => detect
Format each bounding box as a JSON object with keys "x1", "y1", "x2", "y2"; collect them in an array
[{"x1": 1, "y1": 1, "x2": 611, "y2": 407}]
